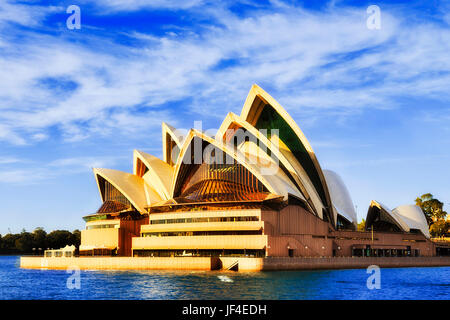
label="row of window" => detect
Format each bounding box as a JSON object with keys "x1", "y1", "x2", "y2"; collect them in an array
[
  {"x1": 86, "y1": 224, "x2": 117, "y2": 230},
  {"x1": 83, "y1": 214, "x2": 108, "y2": 223},
  {"x1": 336, "y1": 237, "x2": 379, "y2": 241},
  {"x1": 141, "y1": 230, "x2": 262, "y2": 237},
  {"x1": 352, "y1": 247, "x2": 419, "y2": 257},
  {"x1": 44, "y1": 251, "x2": 74, "y2": 258},
  {"x1": 149, "y1": 216, "x2": 259, "y2": 225},
  {"x1": 133, "y1": 249, "x2": 266, "y2": 258}
]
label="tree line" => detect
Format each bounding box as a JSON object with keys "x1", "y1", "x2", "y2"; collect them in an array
[{"x1": 0, "y1": 228, "x2": 81, "y2": 255}]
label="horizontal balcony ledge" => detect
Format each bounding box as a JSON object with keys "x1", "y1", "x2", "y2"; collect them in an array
[
  {"x1": 132, "y1": 235, "x2": 267, "y2": 250},
  {"x1": 141, "y1": 221, "x2": 264, "y2": 233}
]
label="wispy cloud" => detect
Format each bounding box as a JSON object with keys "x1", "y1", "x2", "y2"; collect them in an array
[
  {"x1": 0, "y1": 156, "x2": 25, "y2": 165},
  {"x1": 0, "y1": 155, "x2": 126, "y2": 185},
  {"x1": 327, "y1": 154, "x2": 450, "y2": 169},
  {"x1": 0, "y1": 1, "x2": 449, "y2": 147},
  {"x1": 80, "y1": 0, "x2": 205, "y2": 12},
  {"x1": 48, "y1": 156, "x2": 120, "y2": 170},
  {"x1": 0, "y1": 1, "x2": 61, "y2": 27}
]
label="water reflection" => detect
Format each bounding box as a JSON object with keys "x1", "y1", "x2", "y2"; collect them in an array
[{"x1": 1, "y1": 257, "x2": 449, "y2": 300}]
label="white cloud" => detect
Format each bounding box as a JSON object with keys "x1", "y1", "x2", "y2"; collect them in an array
[
  {"x1": 0, "y1": 154, "x2": 127, "y2": 185},
  {"x1": 0, "y1": 169, "x2": 48, "y2": 184},
  {"x1": 48, "y1": 156, "x2": 123, "y2": 170},
  {"x1": 0, "y1": 1, "x2": 61, "y2": 27},
  {"x1": 328, "y1": 154, "x2": 450, "y2": 169},
  {"x1": 0, "y1": 156, "x2": 24, "y2": 165},
  {"x1": 31, "y1": 132, "x2": 49, "y2": 142},
  {"x1": 0, "y1": 2, "x2": 449, "y2": 146},
  {"x1": 0, "y1": 124, "x2": 27, "y2": 145}
]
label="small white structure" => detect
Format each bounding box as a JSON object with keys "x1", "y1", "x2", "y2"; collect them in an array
[{"x1": 44, "y1": 245, "x2": 76, "y2": 258}]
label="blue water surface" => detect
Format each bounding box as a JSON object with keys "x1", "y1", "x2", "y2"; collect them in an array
[{"x1": 0, "y1": 256, "x2": 448, "y2": 300}]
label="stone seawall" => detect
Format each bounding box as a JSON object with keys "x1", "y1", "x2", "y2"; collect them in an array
[
  {"x1": 20, "y1": 256, "x2": 450, "y2": 272},
  {"x1": 20, "y1": 256, "x2": 214, "y2": 271},
  {"x1": 260, "y1": 256, "x2": 450, "y2": 271}
]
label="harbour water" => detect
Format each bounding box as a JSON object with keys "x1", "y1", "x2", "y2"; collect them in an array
[{"x1": 1, "y1": 256, "x2": 449, "y2": 299}]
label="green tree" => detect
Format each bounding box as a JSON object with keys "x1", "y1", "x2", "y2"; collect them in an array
[
  {"x1": 429, "y1": 220, "x2": 450, "y2": 237},
  {"x1": 0, "y1": 228, "x2": 81, "y2": 254},
  {"x1": 357, "y1": 219, "x2": 366, "y2": 231},
  {"x1": 1, "y1": 233, "x2": 20, "y2": 253},
  {"x1": 415, "y1": 193, "x2": 447, "y2": 225},
  {"x1": 46, "y1": 230, "x2": 76, "y2": 249},
  {"x1": 32, "y1": 227, "x2": 47, "y2": 250},
  {"x1": 15, "y1": 231, "x2": 34, "y2": 253},
  {"x1": 71, "y1": 229, "x2": 81, "y2": 247}
]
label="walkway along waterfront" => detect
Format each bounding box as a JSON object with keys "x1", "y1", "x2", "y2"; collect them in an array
[{"x1": 20, "y1": 256, "x2": 450, "y2": 272}]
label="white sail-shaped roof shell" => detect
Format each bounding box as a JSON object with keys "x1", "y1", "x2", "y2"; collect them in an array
[
  {"x1": 171, "y1": 129, "x2": 305, "y2": 202},
  {"x1": 366, "y1": 201, "x2": 430, "y2": 238},
  {"x1": 93, "y1": 168, "x2": 161, "y2": 213},
  {"x1": 162, "y1": 122, "x2": 186, "y2": 166},
  {"x1": 366, "y1": 200, "x2": 410, "y2": 232},
  {"x1": 323, "y1": 170, "x2": 357, "y2": 227},
  {"x1": 240, "y1": 84, "x2": 335, "y2": 225},
  {"x1": 216, "y1": 112, "x2": 325, "y2": 218},
  {"x1": 393, "y1": 205, "x2": 430, "y2": 238},
  {"x1": 133, "y1": 149, "x2": 173, "y2": 200}
]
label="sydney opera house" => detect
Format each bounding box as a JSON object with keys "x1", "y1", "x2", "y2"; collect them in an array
[{"x1": 79, "y1": 85, "x2": 439, "y2": 259}]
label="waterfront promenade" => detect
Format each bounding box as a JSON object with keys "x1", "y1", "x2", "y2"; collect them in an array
[{"x1": 20, "y1": 256, "x2": 450, "y2": 272}]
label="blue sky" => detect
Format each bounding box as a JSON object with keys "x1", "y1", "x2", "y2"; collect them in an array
[{"x1": 0, "y1": 0, "x2": 449, "y2": 234}]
